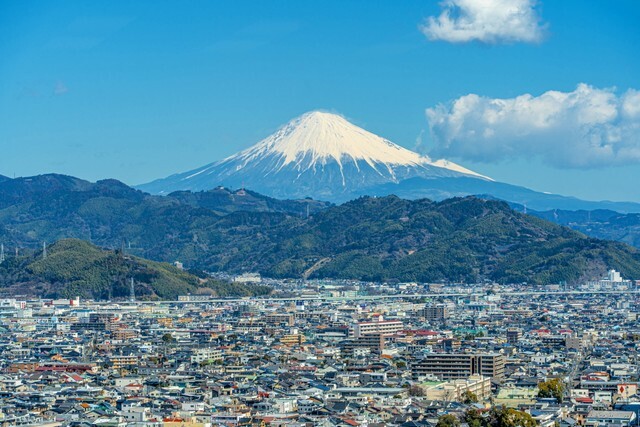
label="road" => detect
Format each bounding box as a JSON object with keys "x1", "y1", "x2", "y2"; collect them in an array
[{"x1": 91, "y1": 289, "x2": 640, "y2": 306}]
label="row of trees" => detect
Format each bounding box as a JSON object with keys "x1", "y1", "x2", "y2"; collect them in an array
[
  {"x1": 437, "y1": 407, "x2": 536, "y2": 427},
  {"x1": 434, "y1": 378, "x2": 565, "y2": 427}
]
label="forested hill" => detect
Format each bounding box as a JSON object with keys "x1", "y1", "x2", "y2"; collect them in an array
[
  {"x1": 1, "y1": 174, "x2": 640, "y2": 285},
  {"x1": 205, "y1": 195, "x2": 640, "y2": 284},
  {"x1": 0, "y1": 239, "x2": 272, "y2": 300}
]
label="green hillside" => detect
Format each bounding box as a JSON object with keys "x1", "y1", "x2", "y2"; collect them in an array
[
  {"x1": 205, "y1": 196, "x2": 640, "y2": 285},
  {"x1": 0, "y1": 239, "x2": 271, "y2": 300},
  {"x1": 1, "y1": 175, "x2": 640, "y2": 285}
]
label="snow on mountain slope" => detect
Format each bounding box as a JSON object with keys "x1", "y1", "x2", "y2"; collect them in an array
[
  {"x1": 430, "y1": 159, "x2": 492, "y2": 180},
  {"x1": 138, "y1": 111, "x2": 491, "y2": 200},
  {"x1": 232, "y1": 111, "x2": 427, "y2": 170}
]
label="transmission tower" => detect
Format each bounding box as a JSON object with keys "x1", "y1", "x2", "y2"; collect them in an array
[
  {"x1": 0, "y1": 244, "x2": 4, "y2": 264},
  {"x1": 42, "y1": 242, "x2": 47, "y2": 259}
]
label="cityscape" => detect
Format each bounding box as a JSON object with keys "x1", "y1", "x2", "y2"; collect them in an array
[
  {"x1": 1, "y1": 270, "x2": 640, "y2": 426},
  {"x1": 2, "y1": 0, "x2": 640, "y2": 426}
]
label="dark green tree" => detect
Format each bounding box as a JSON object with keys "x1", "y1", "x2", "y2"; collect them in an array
[
  {"x1": 538, "y1": 378, "x2": 565, "y2": 402},
  {"x1": 488, "y1": 405, "x2": 536, "y2": 427},
  {"x1": 464, "y1": 409, "x2": 485, "y2": 427},
  {"x1": 436, "y1": 414, "x2": 461, "y2": 427},
  {"x1": 462, "y1": 390, "x2": 479, "y2": 404}
]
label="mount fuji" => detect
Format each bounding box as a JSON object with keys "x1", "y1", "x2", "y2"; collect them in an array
[
  {"x1": 139, "y1": 111, "x2": 640, "y2": 212},
  {"x1": 139, "y1": 111, "x2": 490, "y2": 199}
]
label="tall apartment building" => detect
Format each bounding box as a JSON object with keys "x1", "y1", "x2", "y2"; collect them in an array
[
  {"x1": 280, "y1": 333, "x2": 306, "y2": 346},
  {"x1": 423, "y1": 375, "x2": 492, "y2": 401},
  {"x1": 412, "y1": 353, "x2": 505, "y2": 380},
  {"x1": 353, "y1": 317, "x2": 403, "y2": 338},
  {"x1": 109, "y1": 356, "x2": 138, "y2": 370},
  {"x1": 340, "y1": 333, "x2": 385, "y2": 355},
  {"x1": 191, "y1": 348, "x2": 223, "y2": 364},
  {"x1": 422, "y1": 304, "x2": 448, "y2": 321},
  {"x1": 89, "y1": 312, "x2": 118, "y2": 323},
  {"x1": 506, "y1": 328, "x2": 522, "y2": 344},
  {"x1": 70, "y1": 321, "x2": 107, "y2": 332},
  {"x1": 264, "y1": 313, "x2": 295, "y2": 326}
]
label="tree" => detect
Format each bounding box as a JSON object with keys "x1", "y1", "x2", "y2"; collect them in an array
[
  {"x1": 538, "y1": 378, "x2": 565, "y2": 403},
  {"x1": 161, "y1": 333, "x2": 175, "y2": 343},
  {"x1": 436, "y1": 414, "x2": 461, "y2": 427},
  {"x1": 462, "y1": 390, "x2": 479, "y2": 404},
  {"x1": 488, "y1": 405, "x2": 536, "y2": 427},
  {"x1": 408, "y1": 384, "x2": 425, "y2": 397},
  {"x1": 464, "y1": 409, "x2": 485, "y2": 427}
]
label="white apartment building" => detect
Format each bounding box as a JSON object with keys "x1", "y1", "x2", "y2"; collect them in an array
[{"x1": 353, "y1": 316, "x2": 403, "y2": 338}]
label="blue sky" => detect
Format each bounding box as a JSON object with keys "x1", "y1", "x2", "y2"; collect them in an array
[{"x1": 1, "y1": 0, "x2": 639, "y2": 201}]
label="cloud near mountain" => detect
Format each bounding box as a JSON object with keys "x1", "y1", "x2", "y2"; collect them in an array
[
  {"x1": 427, "y1": 84, "x2": 640, "y2": 169},
  {"x1": 420, "y1": 0, "x2": 546, "y2": 44}
]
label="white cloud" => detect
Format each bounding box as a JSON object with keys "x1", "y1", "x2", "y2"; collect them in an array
[
  {"x1": 420, "y1": 0, "x2": 546, "y2": 44},
  {"x1": 427, "y1": 84, "x2": 640, "y2": 168}
]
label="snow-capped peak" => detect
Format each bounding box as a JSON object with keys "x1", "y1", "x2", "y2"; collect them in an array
[
  {"x1": 137, "y1": 110, "x2": 491, "y2": 199},
  {"x1": 228, "y1": 111, "x2": 428, "y2": 170},
  {"x1": 226, "y1": 110, "x2": 489, "y2": 179}
]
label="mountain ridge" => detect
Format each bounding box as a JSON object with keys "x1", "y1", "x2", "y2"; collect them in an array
[
  {"x1": 228, "y1": 195, "x2": 640, "y2": 284},
  {"x1": 2, "y1": 174, "x2": 639, "y2": 285},
  {"x1": 137, "y1": 112, "x2": 640, "y2": 212},
  {"x1": 365, "y1": 177, "x2": 640, "y2": 213},
  {"x1": 137, "y1": 111, "x2": 490, "y2": 199}
]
